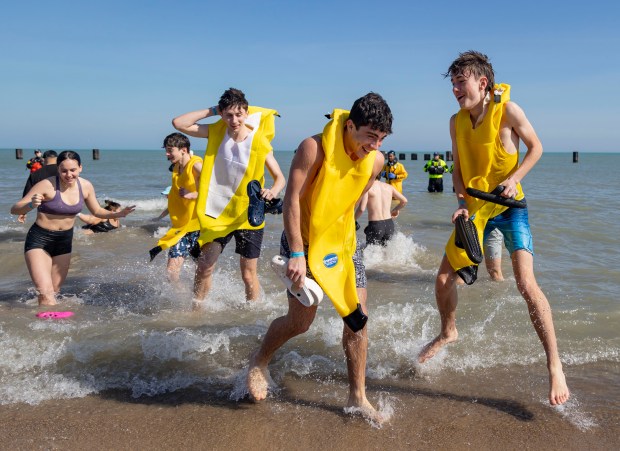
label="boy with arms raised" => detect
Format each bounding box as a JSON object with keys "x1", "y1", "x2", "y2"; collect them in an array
[
  {"x1": 418, "y1": 51, "x2": 569, "y2": 406},
  {"x1": 247, "y1": 93, "x2": 392, "y2": 422},
  {"x1": 172, "y1": 88, "x2": 285, "y2": 303}
]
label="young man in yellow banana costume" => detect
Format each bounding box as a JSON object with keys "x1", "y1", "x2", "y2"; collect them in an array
[
  {"x1": 153, "y1": 133, "x2": 203, "y2": 283},
  {"x1": 418, "y1": 51, "x2": 570, "y2": 406},
  {"x1": 172, "y1": 88, "x2": 286, "y2": 303},
  {"x1": 246, "y1": 93, "x2": 392, "y2": 423}
]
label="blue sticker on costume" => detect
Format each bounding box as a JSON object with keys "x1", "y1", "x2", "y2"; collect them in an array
[{"x1": 323, "y1": 253, "x2": 338, "y2": 268}]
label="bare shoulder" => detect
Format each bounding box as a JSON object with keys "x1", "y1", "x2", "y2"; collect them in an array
[
  {"x1": 294, "y1": 135, "x2": 323, "y2": 170},
  {"x1": 504, "y1": 101, "x2": 528, "y2": 123},
  {"x1": 78, "y1": 177, "x2": 95, "y2": 195}
]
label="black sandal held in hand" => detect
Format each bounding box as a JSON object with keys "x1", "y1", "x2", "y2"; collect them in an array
[
  {"x1": 247, "y1": 180, "x2": 266, "y2": 227},
  {"x1": 466, "y1": 185, "x2": 527, "y2": 209},
  {"x1": 454, "y1": 215, "x2": 483, "y2": 264}
]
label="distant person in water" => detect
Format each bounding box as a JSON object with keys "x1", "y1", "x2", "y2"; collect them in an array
[
  {"x1": 77, "y1": 200, "x2": 123, "y2": 234},
  {"x1": 418, "y1": 50, "x2": 570, "y2": 406},
  {"x1": 356, "y1": 176, "x2": 407, "y2": 246},
  {"x1": 10, "y1": 151, "x2": 135, "y2": 306},
  {"x1": 19, "y1": 150, "x2": 59, "y2": 223}
]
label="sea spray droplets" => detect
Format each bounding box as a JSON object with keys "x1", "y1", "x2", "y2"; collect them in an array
[{"x1": 140, "y1": 327, "x2": 230, "y2": 362}]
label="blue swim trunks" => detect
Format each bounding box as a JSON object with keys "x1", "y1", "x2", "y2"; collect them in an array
[
  {"x1": 168, "y1": 231, "x2": 200, "y2": 259},
  {"x1": 483, "y1": 204, "x2": 534, "y2": 256}
]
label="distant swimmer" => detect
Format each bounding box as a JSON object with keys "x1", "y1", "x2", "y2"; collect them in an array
[
  {"x1": 418, "y1": 51, "x2": 570, "y2": 406},
  {"x1": 381, "y1": 150, "x2": 408, "y2": 194},
  {"x1": 150, "y1": 133, "x2": 203, "y2": 283},
  {"x1": 172, "y1": 88, "x2": 286, "y2": 303},
  {"x1": 246, "y1": 93, "x2": 393, "y2": 424},
  {"x1": 10, "y1": 151, "x2": 135, "y2": 306},
  {"x1": 423, "y1": 152, "x2": 448, "y2": 192},
  {"x1": 77, "y1": 199, "x2": 123, "y2": 234},
  {"x1": 356, "y1": 176, "x2": 407, "y2": 246}
]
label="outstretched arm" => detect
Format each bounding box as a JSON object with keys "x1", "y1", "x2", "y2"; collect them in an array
[
  {"x1": 172, "y1": 106, "x2": 219, "y2": 139},
  {"x1": 82, "y1": 179, "x2": 135, "y2": 219}
]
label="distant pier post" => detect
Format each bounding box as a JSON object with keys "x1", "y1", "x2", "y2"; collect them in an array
[
  {"x1": 398, "y1": 153, "x2": 405, "y2": 160},
  {"x1": 572, "y1": 151, "x2": 579, "y2": 163},
  {"x1": 424, "y1": 153, "x2": 431, "y2": 161},
  {"x1": 446, "y1": 151, "x2": 453, "y2": 161},
  {"x1": 15, "y1": 148, "x2": 23, "y2": 159},
  {"x1": 410, "y1": 153, "x2": 417, "y2": 160},
  {"x1": 93, "y1": 148, "x2": 100, "y2": 160}
]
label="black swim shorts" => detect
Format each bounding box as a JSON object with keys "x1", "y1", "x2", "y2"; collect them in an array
[
  {"x1": 214, "y1": 228, "x2": 264, "y2": 259},
  {"x1": 25, "y1": 222, "x2": 73, "y2": 257}
]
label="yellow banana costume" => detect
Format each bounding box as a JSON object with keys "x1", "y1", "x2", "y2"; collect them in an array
[
  {"x1": 196, "y1": 106, "x2": 277, "y2": 246},
  {"x1": 157, "y1": 155, "x2": 202, "y2": 250},
  {"x1": 306, "y1": 109, "x2": 376, "y2": 331},
  {"x1": 446, "y1": 84, "x2": 525, "y2": 274}
]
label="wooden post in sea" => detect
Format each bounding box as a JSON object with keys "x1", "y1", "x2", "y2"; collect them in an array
[
  {"x1": 411, "y1": 153, "x2": 417, "y2": 160},
  {"x1": 424, "y1": 153, "x2": 431, "y2": 160},
  {"x1": 399, "y1": 153, "x2": 405, "y2": 160},
  {"x1": 446, "y1": 151, "x2": 453, "y2": 161},
  {"x1": 93, "y1": 149, "x2": 100, "y2": 160},
  {"x1": 15, "y1": 148, "x2": 23, "y2": 159},
  {"x1": 573, "y1": 151, "x2": 579, "y2": 163}
]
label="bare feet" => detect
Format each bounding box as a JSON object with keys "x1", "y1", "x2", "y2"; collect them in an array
[
  {"x1": 344, "y1": 397, "x2": 387, "y2": 426},
  {"x1": 246, "y1": 352, "x2": 270, "y2": 401},
  {"x1": 418, "y1": 330, "x2": 458, "y2": 363},
  {"x1": 549, "y1": 365, "x2": 570, "y2": 405}
]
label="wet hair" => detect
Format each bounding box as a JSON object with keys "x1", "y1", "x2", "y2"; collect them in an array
[
  {"x1": 443, "y1": 50, "x2": 495, "y2": 93},
  {"x1": 104, "y1": 199, "x2": 121, "y2": 211},
  {"x1": 163, "y1": 132, "x2": 191, "y2": 151},
  {"x1": 57, "y1": 150, "x2": 82, "y2": 167},
  {"x1": 218, "y1": 88, "x2": 249, "y2": 113},
  {"x1": 349, "y1": 92, "x2": 393, "y2": 135},
  {"x1": 43, "y1": 150, "x2": 57, "y2": 158}
]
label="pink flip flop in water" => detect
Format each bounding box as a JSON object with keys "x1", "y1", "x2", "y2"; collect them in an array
[{"x1": 36, "y1": 311, "x2": 74, "y2": 319}]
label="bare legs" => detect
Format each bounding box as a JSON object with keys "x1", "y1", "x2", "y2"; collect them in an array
[
  {"x1": 247, "y1": 287, "x2": 381, "y2": 420},
  {"x1": 25, "y1": 249, "x2": 71, "y2": 306},
  {"x1": 193, "y1": 242, "x2": 261, "y2": 303},
  {"x1": 511, "y1": 250, "x2": 570, "y2": 405},
  {"x1": 418, "y1": 255, "x2": 460, "y2": 362},
  {"x1": 418, "y1": 251, "x2": 570, "y2": 405}
]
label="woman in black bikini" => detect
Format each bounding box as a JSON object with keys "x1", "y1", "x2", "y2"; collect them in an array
[{"x1": 10, "y1": 151, "x2": 135, "y2": 306}]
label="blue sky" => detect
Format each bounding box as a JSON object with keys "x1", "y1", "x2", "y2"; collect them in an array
[{"x1": 1, "y1": 0, "x2": 618, "y2": 152}]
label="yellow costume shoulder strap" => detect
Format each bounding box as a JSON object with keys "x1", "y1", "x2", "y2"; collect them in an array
[{"x1": 308, "y1": 109, "x2": 376, "y2": 329}]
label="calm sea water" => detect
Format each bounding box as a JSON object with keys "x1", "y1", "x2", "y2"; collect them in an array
[{"x1": 0, "y1": 149, "x2": 618, "y2": 428}]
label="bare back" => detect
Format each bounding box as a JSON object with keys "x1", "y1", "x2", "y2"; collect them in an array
[{"x1": 366, "y1": 180, "x2": 394, "y2": 221}]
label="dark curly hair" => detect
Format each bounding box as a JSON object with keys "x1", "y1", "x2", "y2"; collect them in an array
[
  {"x1": 349, "y1": 92, "x2": 393, "y2": 135},
  {"x1": 218, "y1": 88, "x2": 249, "y2": 113}
]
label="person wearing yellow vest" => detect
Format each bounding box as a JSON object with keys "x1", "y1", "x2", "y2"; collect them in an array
[
  {"x1": 423, "y1": 152, "x2": 448, "y2": 192},
  {"x1": 418, "y1": 51, "x2": 570, "y2": 406},
  {"x1": 152, "y1": 133, "x2": 203, "y2": 282},
  {"x1": 246, "y1": 93, "x2": 392, "y2": 423},
  {"x1": 381, "y1": 150, "x2": 408, "y2": 193},
  {"x1": 172, "y1": 88, "x2": 285, "y2": 304}
]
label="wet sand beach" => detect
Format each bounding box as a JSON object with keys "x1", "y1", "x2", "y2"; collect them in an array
[{"x1": 1, "y1": 362, "x2": 617, "y2": 450}]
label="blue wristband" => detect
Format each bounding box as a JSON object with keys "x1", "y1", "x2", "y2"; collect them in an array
[
  {"x1": 28, "y1": 202, "x2": 34, "y2": 210},
  {"x1": 458, "y1": 199, "x2": 467, "y2": 207},
  {"x1": 290, "y1": 251, "x2": 305, "y2": 258}
]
